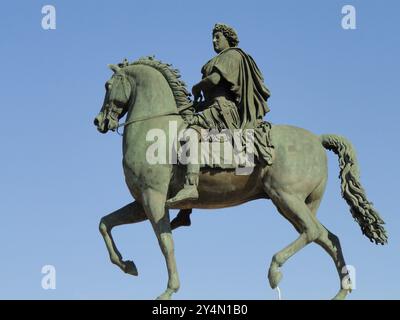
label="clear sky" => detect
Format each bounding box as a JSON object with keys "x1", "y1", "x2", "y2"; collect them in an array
[{"x1": 0, "y1": 0, "x2": 399, "y2": 300}]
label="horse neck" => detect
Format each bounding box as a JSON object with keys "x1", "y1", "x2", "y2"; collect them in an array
[
  {"x1": 122, "y1": 64, "x2": 182, "y2": 158},
  {"x1": 125, "y1": 65, "x2": 178, "y2": 123}
]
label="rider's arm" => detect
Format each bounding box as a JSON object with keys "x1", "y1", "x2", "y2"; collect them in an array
[
  {"x1": 192, "y1": 72, "x2": 221, "y2": 101},
  {"x1": 201, "y1": 72, "x2": 221, "y2": 87}
]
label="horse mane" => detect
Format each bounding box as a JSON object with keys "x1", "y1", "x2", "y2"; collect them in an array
[{"x1": 123, "y1": 56, "x2": 192, "y2": 111}]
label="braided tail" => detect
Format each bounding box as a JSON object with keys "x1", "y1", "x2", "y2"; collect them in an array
[{"x1": 321, "y1": 134, "x2": 388, "y2": 245}]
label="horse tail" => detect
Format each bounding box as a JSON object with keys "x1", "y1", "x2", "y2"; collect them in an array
[{"x1": 321, "y1": 134, "x2": 388, "y2": 245}]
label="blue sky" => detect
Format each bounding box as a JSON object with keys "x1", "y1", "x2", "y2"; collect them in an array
[{"x1": 0, "y1": 0, "x2": 399, "y2": 299}]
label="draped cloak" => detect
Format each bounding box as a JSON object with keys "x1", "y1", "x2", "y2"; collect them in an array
[
  {"x1": 201, "y1": 47, "x2": 271, "y2": 130},
  {"x1": 180, "y1": 47, "x2": 274, "y2": 166}
]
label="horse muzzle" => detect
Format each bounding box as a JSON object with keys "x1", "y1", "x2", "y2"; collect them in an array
[
  {"x1": 94, "y1": 113, "x2": 109, "y2": 134},
  {"x1": 94, "y1": 112, "x2": 120, "y2": 134}
]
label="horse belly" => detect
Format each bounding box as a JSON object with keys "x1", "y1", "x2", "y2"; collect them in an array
[{"x1": 178, "y1": 166, "x2": 266, "y2": 209}]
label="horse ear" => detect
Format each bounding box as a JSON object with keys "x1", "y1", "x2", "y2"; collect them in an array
[{"x1": 108, "y1": 64, "x2": 120, "y2": 73}]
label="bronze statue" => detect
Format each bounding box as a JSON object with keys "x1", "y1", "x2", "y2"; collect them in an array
[{"x1": 94, "y1": 24, "x2": 387, "y2": 300}]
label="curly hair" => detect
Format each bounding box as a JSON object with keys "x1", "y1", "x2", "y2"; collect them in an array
[{"x1": 212, "y1": 23, "x2": 239, "y2": 47}]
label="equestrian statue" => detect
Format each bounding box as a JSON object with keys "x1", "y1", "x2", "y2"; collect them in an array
[{"x1": 94, "y1": 23, "x2": 387, "y2": 300}]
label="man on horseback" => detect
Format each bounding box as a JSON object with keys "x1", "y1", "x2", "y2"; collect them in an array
[{"x1": 166, "y1": 23, "x2": 271, "y2": 207}]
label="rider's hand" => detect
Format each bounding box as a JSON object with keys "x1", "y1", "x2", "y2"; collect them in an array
[{"x1": 192, "y1": 84, "x2": 203, "y2": 103}]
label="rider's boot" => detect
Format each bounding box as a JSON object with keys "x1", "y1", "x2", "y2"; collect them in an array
[{"x1": 166, "y1": 163, "x2": 199, "y2": 207}]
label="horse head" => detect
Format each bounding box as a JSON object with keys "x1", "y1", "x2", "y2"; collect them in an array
[{"x1": 94, "y1": 63, "x2": 133, "y2": 133}]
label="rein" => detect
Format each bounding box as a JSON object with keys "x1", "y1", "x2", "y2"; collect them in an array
[{"x1": 116, "y1": 111, "x2": 180, "y2": 136}]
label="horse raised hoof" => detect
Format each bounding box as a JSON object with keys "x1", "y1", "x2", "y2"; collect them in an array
[
  {"x1": 268, "y1": 265, "x2": 283, "y2": 289},
  {"x1": 123, "y1": 260, "x2": 138, "y2": 276}
]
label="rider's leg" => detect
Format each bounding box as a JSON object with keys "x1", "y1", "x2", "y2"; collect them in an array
[
  {"x1": 166, "y1": 163, "x2": 200, "y2": 207},
  {"x1": 186, "y1": 162, "x2": 200, "y2": 188},
  {"x1": 166, "y1": 122, "x2": 202, "y2": 207}
]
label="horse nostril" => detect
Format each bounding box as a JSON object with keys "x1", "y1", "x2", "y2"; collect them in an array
[{"x1": 94, "y1": 118, "x2": 99, "y2": 126}]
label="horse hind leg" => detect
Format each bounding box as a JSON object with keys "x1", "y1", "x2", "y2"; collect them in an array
[
  {"x1": 316, "y1": 225, "x2": 352, "y2": 300},
  {"x1": 99, "y1": 201, "x2": 147, "y2": 276},
  {"x1": 307, "y1": 196, "x2": 352, "y2": 300},
  {"x1": 267, "y1": 191, "x2": 322, "y2": 291}
]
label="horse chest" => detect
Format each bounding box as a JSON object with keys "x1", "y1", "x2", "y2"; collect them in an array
[{"x1": 123, "y1": 156, "x2": 171, "y2": 194}]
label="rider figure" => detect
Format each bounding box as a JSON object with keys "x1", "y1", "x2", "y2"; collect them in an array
[{"x1": 166, "y1": 23, "x2": 271, "y2": 208}]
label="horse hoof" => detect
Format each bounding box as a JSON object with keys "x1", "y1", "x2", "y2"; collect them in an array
[
  {"x1": 123, "y1": 260, "x2": 138, "y2": 276},
  {"x1": 268, "y1": 267, "x2": 283, "y2": 289},
  {"x1": 332, "y1": 289, "x2": 349, "y2": 300},
  {"x1": 155, "y1": 288, "x2": 175, "y2": 300}
]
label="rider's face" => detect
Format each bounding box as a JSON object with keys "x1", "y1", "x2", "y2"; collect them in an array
[{"x1": 213, "y1": 32, "x2": 230, "y2": 53}]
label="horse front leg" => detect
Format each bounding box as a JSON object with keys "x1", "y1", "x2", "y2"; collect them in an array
[
  {"x1": 99, "y1": 201, "x2": 147, "y2": 276},
  {"x1": 143, "y1": 188, "x2": 180, "y2": 300}
]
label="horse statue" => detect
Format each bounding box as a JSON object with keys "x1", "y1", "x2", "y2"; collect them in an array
[{"x1": 94, "y1": 56, "x2": 387, "y2": 300}]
